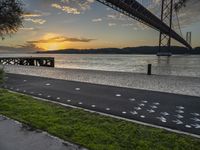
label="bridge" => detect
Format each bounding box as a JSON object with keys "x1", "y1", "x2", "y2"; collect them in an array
[{"x1": 97, "y1": 0, "x2": 192, "y2": 53}]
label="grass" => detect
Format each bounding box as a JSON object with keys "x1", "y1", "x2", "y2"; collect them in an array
[{"x1": 0, "y1": 89, "x2": 200, "y2": 150}]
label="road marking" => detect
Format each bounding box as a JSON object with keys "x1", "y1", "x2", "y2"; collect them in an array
[
  {"x1": 139, "y1": 103, "x2": 145, "y2": 107},
  {"x1": 91, "y1": 105, "x2": 96, "y2": 108},
  {"x1": 75, "y1": 88, "x2": 80, "y2": 91},
  {"x1": 172, "y1": 120, "x2": 183, "y2": 125},
  {"x1": 147, "y1": 109, "x2": 155, "y2": 113},
  {"x1": 176, "y1": 110, "x2": 184, "y2": 114},
  {"x1": 175, "y1": 114, "x2": 184, "y2": 119},
  {"x1": 67, "y1": 99, "x2": 71, "y2": 102},
  {"x1": 161, "y1": 112, "x2": 170, "y2": 116},
  {"x1": 47, "y1": 95, "x2": 51, "y2": 98},
  {"x1": 106, "y1": 108, "x2": 110, "y2": 111},
  {"x1": 191, "y1": 113, "x2": 200, "y2": 117},
  {"x1": 185, "y1": 125, "x2": 192, "y2": 128},
  {"x1": 153, "y1": 102, "x2": 160, "y2": 105},
  {"x1": 191, "y1": 118, "x2": 200, "y2": 122},
  {"x1": 176, "y1": 106, "x2": 185, "y2": 110},
  {"x1": 122, "y1": 111, "x2": 127, "y2": 114},
  {"x1": 142, "y1": 100, "x2": 148, "y2": 103},
  {"x1": 129, "y1": 98, "x2": 136, "y2": 101},
  {"x1": 134, "y1": 107, "x2": 142, "y2": 110},
  {"x1": 45, "y1": 83, "x2": 51, "y2": 86},
  {"x1": 116, "y1": 94, "x2": 121, "y2": 97},
  {"x1": 130, "y1": 111, "x2": 138, "y2": 115},
  {"x1": 56, "y1": 97, "x2": 61, "y2": 100},
  {"x1": 157, "y1": 116, "x2": 167, "y2": 123},
  {"x1": 140, "y1": 115, "x2": 145, "y2": 118},
  {"x1": 78, "y1": 102, "x2": 83, "y2": 105},
  {"x1": 150, "y1": 105, "x2": 158, "y2": 109},
  {"x1": 23, "y1": 80, "x2": 27, "y2": 82}
]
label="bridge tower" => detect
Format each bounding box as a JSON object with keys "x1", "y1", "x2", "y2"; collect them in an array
[{"x1": 158, "y1": 0, "x2": 174, "y2": 56}]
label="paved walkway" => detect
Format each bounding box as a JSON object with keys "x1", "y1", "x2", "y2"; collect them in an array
[
  {"x1": 0, "y1": 115, "x2": 86, "y2": 150},
  {"x1": 3, "y1": 73, "x2": 200, "y2": 136}
]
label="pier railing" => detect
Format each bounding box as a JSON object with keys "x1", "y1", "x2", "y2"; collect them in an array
[{"x1": 0, "y1": 57, "x2": 54, "y2": 67}]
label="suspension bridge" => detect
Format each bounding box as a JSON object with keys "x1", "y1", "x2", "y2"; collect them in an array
[{"x1": 97, "y1": 0, "x2": 192, "y2": 55}]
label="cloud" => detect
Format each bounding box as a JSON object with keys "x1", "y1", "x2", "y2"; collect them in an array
[
  {"x1": 51, "y1": 0, "x2": 94, "y2": 14},
  {"x1": 92, "y1": 18, "x2": 102, "y2": 22},
  {"x1": 51, "y1": 3, "x2": 81, "y2": 14},
  {"x1": 27, "y1": 36, "x2": 95, "y2": 44},
  {"x1": 24, "y1": 18, "x2": 46, "y2": 25}
]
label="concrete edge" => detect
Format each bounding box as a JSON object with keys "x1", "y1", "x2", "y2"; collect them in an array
[{"x1": 7, "y1": 90, "x2": 200, "y2": 139}]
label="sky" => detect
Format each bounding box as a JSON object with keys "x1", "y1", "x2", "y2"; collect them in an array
[{"x1": 0, "y1": 0, "x2": 200, "y2": 53}]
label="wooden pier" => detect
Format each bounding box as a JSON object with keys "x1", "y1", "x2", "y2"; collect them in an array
[{"x1": 0, "y1": 57, "x2": 54, "y2": 67}]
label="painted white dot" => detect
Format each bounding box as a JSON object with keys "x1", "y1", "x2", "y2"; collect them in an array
[
  {"x1": 56, "y1": 97, "x2": 61, "y2": 100},
  {"x1": 185, "y1": 125, "x2": 192, "y2": 128},
  {"x1": 45, "y1": 83, "x2": 51, "y2": 86},
  {"x1": 78, "y1": 102, "x2": 83, "y2": 105},
  {"x1": 122, "y1": 111, "x2": 127, "y2": 114},
  {"x1": 116, "y1": 94, "x2": 121, "y2": 97},
  {"x1": 106, "y1": 108, "x2": 110, "y2": 111},
  {"x1": 91, "y1": 105, "x2": 96, "y2": 108},
  {"x1": 47, "y1": 95, "x2": 51, "y2": 98},
  {"x1": 140, "y1": 115, "x2": 145, "y2": 118},
  {"x1": 67, "y1": 99, "x2": 71, "y2": 102},
  {"x1": 130, "y1": 111, "x2": 138, "y2": 115},
  {"x1": 75, "y1": 88, "x2": 80, "y2": 91},
  {"x1": 129, "y1": 98, "x2": 136, "y2": 101}
]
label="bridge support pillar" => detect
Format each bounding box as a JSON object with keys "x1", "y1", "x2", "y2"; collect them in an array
[{"x1": 158, "y1": 0, "x2": 173, "y2": 56}]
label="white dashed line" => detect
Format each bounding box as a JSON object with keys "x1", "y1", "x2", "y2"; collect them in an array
[
  {"x1": 140, "y1": 115, "x2": 145, "y2": 118},
  {"x1": 134, "y1": 107, "x2": 142, "y2": 110},
  {"x1": 176, "y1": 106, "x2": 185, "y2": 110},
  {"x1": 91, "y1": 105, "x2": 96, "y2": 108},
  {"x1": 129, "y1": 98, "x2": 136, "y2": 101},
  {"x1": 23, "y1": 80, "x2": 27, "y2": 82},
  {"x1": 78, "y1": 102, "x2": 83, "y2": 105},
  {"x1": 142, "y1": 100, "x2": 148, "y2": 103},
  {"x1": 116, "y1": 94, "x2": 121, "y2": 97},
  {"x1": 47, "y1": 95, "x2": 51, "y2": 98},
  {"x1": 122, "y1": 111, "x2": 127, "y2": 114},
  {"x1": 153, "y1": 102, "x2": 160, "y2": 105},
  {"x1": 106, "y1": 108, "x2": 110, "y2": 111},
  {"x1": 56, "y1": 97, "x2": 61, "y2": 100},
  {"x1": 75, "y1": 88, "x2": 80, "y2": 91},
  {"x1": 38, "y1": 93, "x2": 42, "y2": 96},
  {"x1": 67, "y1": 99, "x2": 71, "y2": 102},
  {"x1": 45, "y1": 83, "x2": 51, "y2": 86}
]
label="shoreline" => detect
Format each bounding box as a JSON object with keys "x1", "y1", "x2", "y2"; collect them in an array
[{"x1": 2, "y1": 65, "x2": 200, "y2": 97}]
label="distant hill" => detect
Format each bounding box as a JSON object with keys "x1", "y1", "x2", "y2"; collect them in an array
[{"x1": 37, "y1": 46, "x2": 200, "y2": 55}]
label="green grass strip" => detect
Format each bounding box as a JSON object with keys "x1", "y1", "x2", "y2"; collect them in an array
[{"x1": 0, "y1": 89, "x2": 200, "y2": 150}]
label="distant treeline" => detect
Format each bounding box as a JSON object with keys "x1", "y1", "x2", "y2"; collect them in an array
[{"x1": 37, "y1": 46, "x2": 200, "y2": 54}]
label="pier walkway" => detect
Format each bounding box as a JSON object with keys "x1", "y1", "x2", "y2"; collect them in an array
[{"x1": 2, "y1": 73, "x2": 200, "y2": 137}]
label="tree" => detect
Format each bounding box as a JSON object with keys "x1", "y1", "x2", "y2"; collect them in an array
[{"x1": 0, "y1": 0, "x2": 24, "y2": 39}]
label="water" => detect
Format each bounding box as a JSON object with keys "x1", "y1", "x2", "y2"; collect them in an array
[{"x1": 1, "y1": 54, "x2": 200, "y2": 77}]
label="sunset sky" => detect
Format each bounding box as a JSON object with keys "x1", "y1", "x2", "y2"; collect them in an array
[{"x1": 0, "y1": 0, "x2": 200, "y2": 53}]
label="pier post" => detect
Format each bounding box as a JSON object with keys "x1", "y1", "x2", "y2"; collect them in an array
[{"x1": 147, "y1": 64, "x2": 152, "y2": 75}]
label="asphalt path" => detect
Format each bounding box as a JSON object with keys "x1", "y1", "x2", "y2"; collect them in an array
[{"x1": 2, "y1": 73, "x2": 200, "y2": 136}]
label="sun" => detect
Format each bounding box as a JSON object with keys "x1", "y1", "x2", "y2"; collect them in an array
[{"x1": 35, "y1": 33, "x2": 69, "y2": 51}]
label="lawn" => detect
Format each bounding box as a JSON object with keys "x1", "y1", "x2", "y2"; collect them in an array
[{"x1": 0, "y1": 89, "x2": 200, "y2": 150}]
